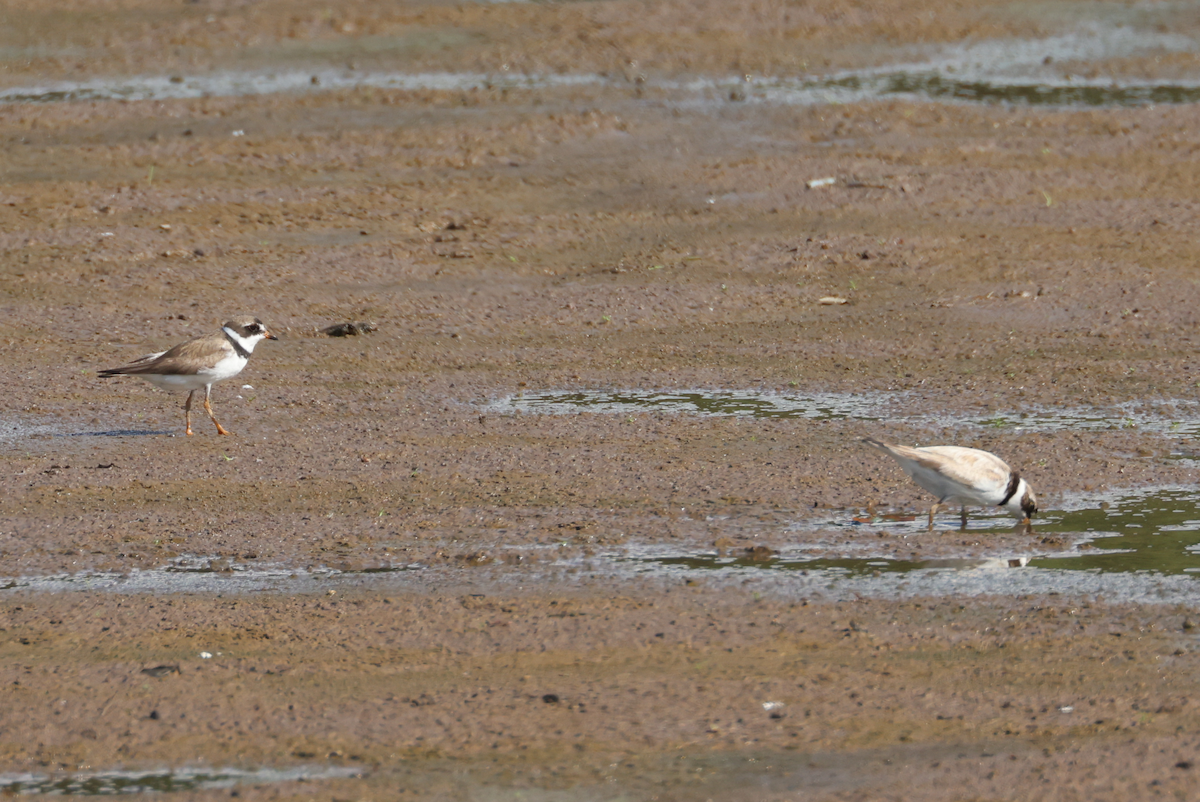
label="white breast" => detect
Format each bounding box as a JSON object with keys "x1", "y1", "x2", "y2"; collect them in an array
[{"x1": 200, "y1": 352, "x2": 250, "y2": 384}]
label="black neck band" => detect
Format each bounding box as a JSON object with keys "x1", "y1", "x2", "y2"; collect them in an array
[
  {"x1": 223, "y1": 329, "x2": 251, "y2": 359},
  {"x1": 999, "y1": 472, "x2": 1021, "y2": 506}
]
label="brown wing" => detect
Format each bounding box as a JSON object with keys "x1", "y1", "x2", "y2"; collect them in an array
[
  {"x1": 864, "y1": 439, "x2": 1011, "y2": 488},
  {"x1": 906, "y1": 446, "x2": 1012, "y2": 488},
  {"x1": 100, "y1": 333, "x2": 230, "y2": 376}
]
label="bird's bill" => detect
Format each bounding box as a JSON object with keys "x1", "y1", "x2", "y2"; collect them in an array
[{"x1": 264, "y1": 330, "x2": 279, "y2": 340}]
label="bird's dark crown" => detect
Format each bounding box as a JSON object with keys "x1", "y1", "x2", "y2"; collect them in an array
[{"x1": 224, "y1": 317, "x2": 268, "y2": 336}]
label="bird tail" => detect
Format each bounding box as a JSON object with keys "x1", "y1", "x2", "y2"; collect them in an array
[{"x1": 862, "y1": 437, "x2": 890, "y2": 452}]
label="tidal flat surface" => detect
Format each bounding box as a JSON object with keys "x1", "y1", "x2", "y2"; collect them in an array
[{"x1": 5, "y1": 0, "x2": 1200, "y2": 799}]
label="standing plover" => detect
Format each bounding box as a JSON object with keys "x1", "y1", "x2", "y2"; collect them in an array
[
  {"x1": 99, "y1": 316, "x2": 277, "y2": 436},
  {"x1": 863, "y1": 437, "x2": 1037, "y2": 531}
]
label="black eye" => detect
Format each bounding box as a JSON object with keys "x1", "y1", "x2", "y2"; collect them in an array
[{"x1": 247, "y1": 324, "x2": 260, "y2": 332}]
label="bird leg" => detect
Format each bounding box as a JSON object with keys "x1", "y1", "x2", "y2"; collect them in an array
[
  {"x1": 203, "y1": 385, "x2": 231, "y2": 436},
  {"x1": 927, "y1": 502, "x2": 944, "y2": 531},
  {"x1": 184, "y1": 390, "x2": 195, "y2": 436},
  {"x1": 1022, "y1": 517, "x2": 1034, "y2": 535},
  {"x1": 960, "y1": 506, "x2": 969, "y2": 530}
]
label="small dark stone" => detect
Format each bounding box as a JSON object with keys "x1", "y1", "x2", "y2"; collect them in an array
[
  {"x1": 746, "y1": 545, "x2": 776, "y2": 561},
  {"x1": 321, "y1": 322, "x2": 376, "y2": 337},
  {"x1": 148, "y1": 710, "x2": 160, "y2": 720},
  {"x1": 542, "y1": 694, "x2": 559, "y2": 704},
  {"x1": 1177, "y1": 761, "x2": 1193, "y2": 770},
  {"x1": 141, "y1": 664, "x2": 181, "y2": 678}
]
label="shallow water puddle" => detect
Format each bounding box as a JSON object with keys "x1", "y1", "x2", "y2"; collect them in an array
[
  {"x1": 9, "y1": 68, "x2": 1200, "y2": 110},
  {"x1": 0, "y1": 745, "x2": 998, "y2": 799},
  {"x1": 492, "y1": 389, "x2": 1200, "y2": 436},
  {"x1": 7, "y1": 492, "x2": 1200, "y2": 604},
  {"x1": 0, "y1": 416, "x2": 64, "y2": 443},
  {"x1": 872, "y1": 73, "x2": 1200, "y2": 107},
  {"x1": 623, "y1": 489, "x2": 1200, "y2": 604},
  {"x1": 0, "y1": 69, "x2": 599, "y2": 104},
  {"x1": 0, "y1": 765, "x2": 362, "y2": 796},
  {"x1": 493, "y1": 389, "x2": 895, "y2": 420},
  {"x1": 0, "y1": 557, "x2": 422, "y2": 594},
  {"x1": 968, "y1": 406, "x2": 1200, "y2": 437},
  {"x1": 1032, "y1": 489, "x2": 1200, "y2": 575},
  {"x1": 3, "y1": 18, "x2": 1200, "y2": 110}
]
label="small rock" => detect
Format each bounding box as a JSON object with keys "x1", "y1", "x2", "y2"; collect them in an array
[
  {"x1": 746, "y1": 545, "x2": 776, "y2": 561},
  {"x1": 141, "y1": 664, "x2": 180, "y2": 678},
  {"x1": 320, "y1": 322, "x2": 376, "y2": 337}
]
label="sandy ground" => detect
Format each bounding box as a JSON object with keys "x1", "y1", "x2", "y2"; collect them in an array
[{"x1": 4, "y1": 0, "x2": 1200, "y2": 799}]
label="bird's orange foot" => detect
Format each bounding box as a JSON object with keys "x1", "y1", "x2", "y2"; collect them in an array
[{"x1": 216, "y1": 425, "x2": 231, "y2": 436}]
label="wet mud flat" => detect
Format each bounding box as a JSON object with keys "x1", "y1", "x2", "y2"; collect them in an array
[
  {"x1": 6, "y1": 582, "x2": 1200, "y2": 801},
  {"x1": 6, "y1": 0, "x2": 1200, "y2": 798}
]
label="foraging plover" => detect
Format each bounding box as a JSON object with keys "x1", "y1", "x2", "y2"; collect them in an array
[
  {"x1": 863, "y1": 437, "x2": 1037, "y2": 531},
  {"x1": 99, "y1": 316, "x2": 277, "y2": 436}
]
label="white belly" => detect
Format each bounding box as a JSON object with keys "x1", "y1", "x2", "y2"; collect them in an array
[
  {"x1": 138, "y1": 354, "x2": 247, "y2": 392},
  {"x1": 910, "y1": 467, "x2": 999, "y2": 506}
]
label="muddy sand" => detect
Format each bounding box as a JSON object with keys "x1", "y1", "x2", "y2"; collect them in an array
[{"x1": 5, "y1": 0, "x2": 1200, "y2": 799}]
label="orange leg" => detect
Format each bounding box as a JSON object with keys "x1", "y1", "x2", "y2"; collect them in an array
[
  {"x1": 203, "y1": 385, "x2": 231, "y2": 436},
  {"x1": 927, "y1": 502, "x2": 944, "y2": 531},
  {"x1": 184, "y1": 390, "x2": 195, "y2": 436}
]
